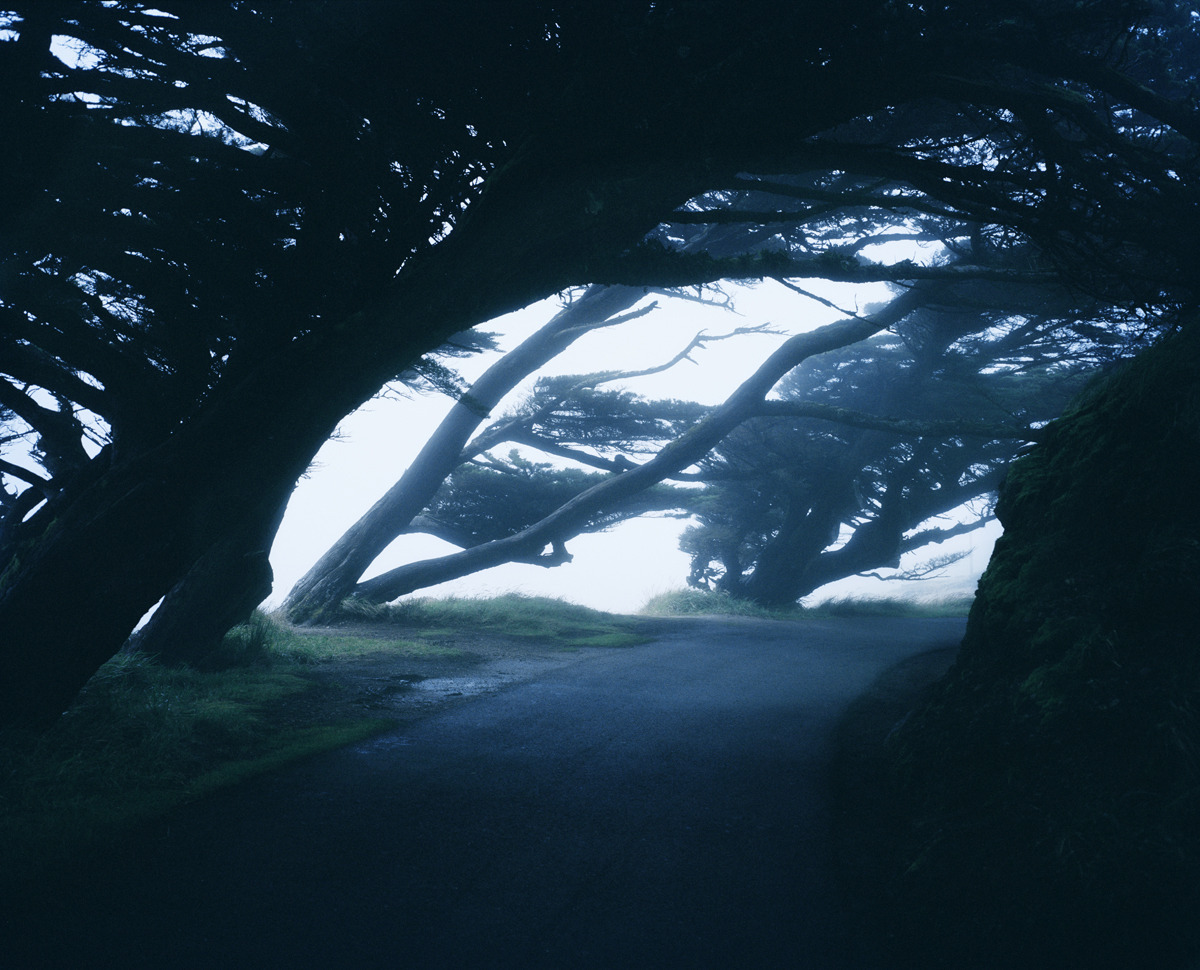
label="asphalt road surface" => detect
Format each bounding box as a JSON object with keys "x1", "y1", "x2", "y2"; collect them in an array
[{"x1": 7, "y1": 615, "x2": 965, "y2": 970}]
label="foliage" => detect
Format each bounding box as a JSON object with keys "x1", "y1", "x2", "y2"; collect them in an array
[
  {"x1": 679, "y1": 293, "x2": 1127, "y2": 606},
  {"x1": 879, "y1": 323, "x2": 1200, "y2": 969},
  {"x1": 488, "y1": 378, "x2": 711, "y2": 457},
  {"x1": 416, "y1": 451, "x2": 695, "y2": 549}
]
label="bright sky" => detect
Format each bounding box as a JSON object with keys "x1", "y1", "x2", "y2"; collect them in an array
[{"x1": 265, "y1": 280, "x2": 998, "y2": 614}]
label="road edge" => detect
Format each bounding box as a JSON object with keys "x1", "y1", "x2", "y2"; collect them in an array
[{"x1": 827, "y1": 643, "x2": 960, "y2": 969}]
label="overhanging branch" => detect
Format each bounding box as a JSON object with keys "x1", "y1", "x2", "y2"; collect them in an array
[{"x1": 595, "y1": 246, "x2": 1061, "y2": 290}]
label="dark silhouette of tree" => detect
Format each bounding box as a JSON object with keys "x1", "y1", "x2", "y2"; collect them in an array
[
  {"x1": 681, "y1": 292, "x2": 1144, "y2": 606},
  {"x1": 2, "y1": 1, "x2": 1198, "y2": 726}
]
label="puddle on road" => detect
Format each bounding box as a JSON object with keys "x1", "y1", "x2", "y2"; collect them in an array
[
  {"x1": 412, "y1": 676, "x2": 500, "y2": 698},
  {"x1": 349, "y1": 655, "x2": 592, "y2": 756}
]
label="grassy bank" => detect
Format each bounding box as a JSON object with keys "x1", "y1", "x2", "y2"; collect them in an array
[
  {"x1": 339, "y1": 591, "x2": 649, "y2": 647},
  {"x1": 640, "y1": 587, "x2": 974, "y2": 619},
  {"x1": 0, "y1": 594, "x2": 641, "y2": 884},
  {"x1": 1, "y1": 620, "x2": 389, "y2": 884}
]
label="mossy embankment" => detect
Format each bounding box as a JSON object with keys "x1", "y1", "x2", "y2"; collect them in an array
[{"x1": 864, "y1": 326, "x2": 1200, "y2": 969}]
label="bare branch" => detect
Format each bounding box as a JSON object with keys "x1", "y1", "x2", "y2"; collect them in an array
[
  {"x1": 859, "y1": 550, "x2": 971, "y2": 583},
  {"x1": 461, "y1": 324, "x2": 767, "y2": 460},
  {"x1": 773, "y1": 279, "x2": 866, "y2": 319}
]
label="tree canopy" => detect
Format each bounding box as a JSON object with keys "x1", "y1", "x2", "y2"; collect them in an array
[
  {"x1": 3, "y1": 1, "x2": 1200, "y2": 726},
  {"x1": 681, "y1": 292, "x2": 1133, "y2": 606}
]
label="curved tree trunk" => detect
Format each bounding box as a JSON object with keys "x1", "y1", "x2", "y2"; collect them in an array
[
  {"x1": 126, "y1": 498, "x2": 288, "y2": 665},
  {"x1": 349, "y1": 290, "x2": 931, "y2": 604},
  {"x1": 0, "y1": 408, "x2": 319, "y2": 726},
  {"x1": 738, "y1": 454, "x2": 1003, "y2": 608},
  {"x1": 282, "y1": 285, "x2": 646, "y2": 624},
  {"x1": 0, "y1": 146, "x2": 711, "y2": 728}
]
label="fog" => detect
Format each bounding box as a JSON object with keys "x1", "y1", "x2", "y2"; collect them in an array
[{"x1": 267, "y1": 281, "x2": 998, "y2": 614}]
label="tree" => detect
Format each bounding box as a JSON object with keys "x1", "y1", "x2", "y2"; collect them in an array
[
  {"x1": 293, "y1": 215, "x2": 1150, "y2": 615},
  {"x1": 281, "y1": 199, "x2": 784, "y2": 626},
  {"x1": 412, "y1": 450, "x2": 694, "y2": 556},
  {"x1": 680, "y1": 294, "x2": 1141, "y2": 606},
  {"x1": 338, "y1": 276, "x2": 1022, "y2": 604},
  {"x1": 281, "y1": 283, "x2": 715, "y2": 624},
  {"x1": 3, "y1": 1, "x2": 1198, "y2": 726}
]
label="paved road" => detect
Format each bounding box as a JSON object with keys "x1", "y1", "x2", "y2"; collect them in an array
[{"x1": 8, "y1": 615, "x2": 964, "y2": 970}]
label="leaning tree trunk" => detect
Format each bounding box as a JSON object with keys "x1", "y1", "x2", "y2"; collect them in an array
[
  {"x1": 0, "y1": 151, "x2": 710, "y2": 728},
  {"x1": 0, "y1": 375, "x2": 336, "y2": 726},
  {"x1": 283, "y1": 219, "x2": 795, "y2": 625},
  {"x1": 125, "y1": 498, "x2": 289, "y2": 666},
  {"x1": 348, "y1": 295, "x2": 930, "y2": 604},
  {"x1": 283, "y1": 284, "x2": 646, "y2": 624}
]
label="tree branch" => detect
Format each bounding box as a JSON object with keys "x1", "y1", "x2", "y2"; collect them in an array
[
  {"x1": 596, "y1": 246, "x2": 1061, "y2": 291},
  {"x1": 351, "y1": 284, "x2": 935, "y2": 604},
  {"x1": 0, "y1": 459, "x2": 54, "y2": 494},
  {"x1": 897, "y1": 514, "x2": 995, "y2": 555}
]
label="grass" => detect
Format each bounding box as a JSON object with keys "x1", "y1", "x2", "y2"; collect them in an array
[
  {"x1": 338, "y1": 592, "x2": 650, "y2": 648},
  {"x1": 0, "y1": 644, "x2": 392, "y2": 884},
  {"x1": 639, "y1": 587, "x2": 804, "y2": 618},
  {"x1": 640, "y1": 587, "x2": 974, "y2": 619},
  {"x1": 804, "y1": 594, "x2": 975, "y2": 618},
  {"x1": 0, "y1": 596, "x2": 644, "y2": 884},
  {"x1": 1, "y1": 590, "x2": 970, "y2": 891}
]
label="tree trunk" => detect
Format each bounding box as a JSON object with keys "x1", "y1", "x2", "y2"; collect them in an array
[
  {"x1": 282, "y1": 284, "x2": 647, "y2": 623},
  {"x1": 350, "y1": 294, "x2": 929, "y2": 604},
  {"x1": 126, "y1": 499, "x2": 288, "y2": 666},
  {"x1": 0, "y1": 151, "x2": 708, "y2": 728},
  {"x1": 0, "y1": 387, "x2": 328, "y2": 726}
]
